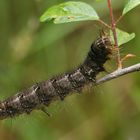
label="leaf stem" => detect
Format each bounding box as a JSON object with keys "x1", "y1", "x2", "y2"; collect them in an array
[
  {"x1": 107, "y1": 0, "x2": 122, "y2": 69},
  {"x1": 98, "y1": 19, "x2": 111, "y2": 29},
  {"x1": 115, "y1": 15, "x2": 123, "y2": 24}
]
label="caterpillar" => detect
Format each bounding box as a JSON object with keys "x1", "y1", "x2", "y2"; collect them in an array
[{"x1": 0, "y1": 34, "x2": 112, "y2": 120}]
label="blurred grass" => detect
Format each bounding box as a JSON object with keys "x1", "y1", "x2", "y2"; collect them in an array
[{"x1": 0, "y1": 0, "x2": 140, "y2": 140}]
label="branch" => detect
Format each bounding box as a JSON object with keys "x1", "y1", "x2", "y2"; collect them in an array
[{"x1": 96, "y1": 63, "x2": 140, "y2": 85}]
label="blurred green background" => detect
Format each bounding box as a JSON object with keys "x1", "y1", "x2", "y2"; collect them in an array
[{"x1": 0, "y1": 0, "x2": 140, "y2": 140}]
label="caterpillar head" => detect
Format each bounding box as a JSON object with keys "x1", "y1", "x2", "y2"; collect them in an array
[{"x1": 90, "y1": 35, "x2": 113, "y2": 64}]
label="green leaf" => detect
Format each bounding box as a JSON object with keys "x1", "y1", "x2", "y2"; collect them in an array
[
  {"x1": 40, "y1": 1, "x2": 99, "y2": 24},
  {"x1": 110, "y1": 28, "x2": 135, "y2": 46},
  {"x1": 123, "y1": 0, "x2": 140, "y2": 15}
]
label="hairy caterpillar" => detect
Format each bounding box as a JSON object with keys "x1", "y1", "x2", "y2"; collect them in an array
[{"x1": 0, "y1": 35, "x2": 112, "y2": 120}]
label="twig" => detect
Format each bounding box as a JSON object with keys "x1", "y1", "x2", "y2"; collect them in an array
[
  {"x1": 107, "y1": 0, "x2": 122, "y2": 69},
  {"x1": 96, "y1": 63, "x2": 140, "y2": 85}
]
